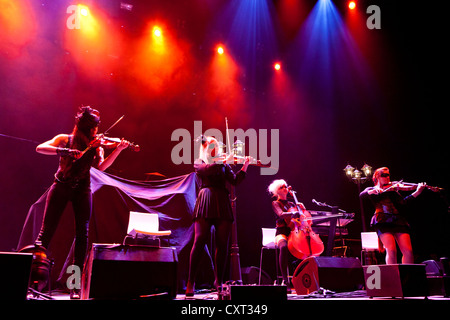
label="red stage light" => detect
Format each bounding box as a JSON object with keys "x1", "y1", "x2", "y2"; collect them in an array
[
  {"x1": 348, "y1": 1, "x2": 356, "y2": 10},
  {"x1": 274, "y1": 62, "x2": 281, "y2": 71},
  {"x1": 217, "y1": 46, "x2": 224, "y2": 55}
]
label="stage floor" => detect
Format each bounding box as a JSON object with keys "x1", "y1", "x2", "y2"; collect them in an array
[{"x1": 35, "y1": 289, "x2": 450, "y2": 301}]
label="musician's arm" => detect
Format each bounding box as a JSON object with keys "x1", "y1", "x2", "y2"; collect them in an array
[
  {"x1": 97, "y1": 139, "x2": 128, "y2": 171},
  {"x1": 271, "y1": 201, "x2": 285, "y2": 218},
  {"x1": 36, "y1": 134, "x2": 82, "y2": 158},
  {"x1": 411, "y1": 182, "x2": 427, "y2": 198},
  {"x1": 36, "y1": 134, "x2": 69, "y2": 155}
]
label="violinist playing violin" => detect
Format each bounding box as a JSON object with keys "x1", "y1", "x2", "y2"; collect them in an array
[
  {"x1": 34, "y1": 106, "x2": 130, "y2": 299},
  {"x1": 186, "y1": 135, "x2": 250, "y2": 297},
  {"x1": 360, "y1": 167, "x2": 427, "y2": 264}
]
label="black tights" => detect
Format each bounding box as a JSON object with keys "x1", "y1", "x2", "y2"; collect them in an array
[
  {"x1": 278, "y1": 239, "x2": 289, "y2": 284},
  {"x1": 187, "y1": 218, "x2": 232, "y2": 288},
  {"x1": 36, "y1": 181, "x2": 92, "y2": 270}
]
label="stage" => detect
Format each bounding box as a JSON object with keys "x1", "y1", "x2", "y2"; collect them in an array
[
  {"x1": 1, "y1": 3, "x2": 449, "y2": 318},
  {"x1": 30, "y1": 286, "x2": 450, "y2": 301}
]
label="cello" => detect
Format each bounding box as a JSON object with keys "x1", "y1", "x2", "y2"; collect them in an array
[{"x1": 287, "y1": 189, "x2": 324, "y2": 260}]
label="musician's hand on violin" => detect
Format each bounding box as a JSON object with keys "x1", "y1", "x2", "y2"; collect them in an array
[
  {"x1": 90, "y1": 134, "x2": 104, "y2": 148},
  {"x1": 368, "y1": 186, "x2": 383, "y2": 195},
  {"x1": 69, "y1": 149, "x2": 83, "y2": 159},
  {"x1": 57, "y1": 148, "x2": 82, "y2": 159},
  {"x1": 412, "y1": 182, "x2": 427, "y2": 197},
  {"x1": 242, "y1": 156, "x2": 251, "y2": 171},
  {"x1": 115, "y1": 138, "x2": 130, "y2": 151}
]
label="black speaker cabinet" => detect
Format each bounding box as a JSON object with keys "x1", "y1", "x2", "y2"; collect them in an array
[
  {"x1": 82, "y1": 244, "x2": 178, "y2": 299},
  {"x1": 363, "y1": 264, "x2": 428, "y2": 298},
  {"x1": 292, "y1": 256, "x2": 364, "y2": 295},
  {"x1": 0, "y1": 252, "x2": 33, "y2": 300}
]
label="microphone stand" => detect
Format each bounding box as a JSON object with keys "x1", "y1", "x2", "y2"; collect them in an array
[
  {"x1": 229, "y1": 182, "x2": 242, "y2": 284},
  {"x1": 312, "y1": 200, "x2": 346, "y2": 256}
]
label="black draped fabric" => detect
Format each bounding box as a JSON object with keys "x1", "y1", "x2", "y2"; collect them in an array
[{"x1": 16, "y1": 168, "x2": 213, "y2": 290}]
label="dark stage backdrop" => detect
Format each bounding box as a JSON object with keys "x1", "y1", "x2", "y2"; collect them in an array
[{"x1": 1, "y1": 0, "x2": 449, "y2": 284}]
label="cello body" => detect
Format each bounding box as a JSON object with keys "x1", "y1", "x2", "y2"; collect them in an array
[{"x1": 287, "y1": 194, "x2": 324, "y2": 260}]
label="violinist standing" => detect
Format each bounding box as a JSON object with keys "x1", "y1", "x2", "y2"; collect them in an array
[
  {"x1": 268, "y1": 179, "x2": 303, "y2": 290},
  {"x1": 360, "y1": 167, "x2": 427, "y2": 264},
  {"x1": 35, "y1": 106, "x2": 130, "y2": 298},
  {"x1": 186, "y1": 136, "x2": 250, "y2": 297}
]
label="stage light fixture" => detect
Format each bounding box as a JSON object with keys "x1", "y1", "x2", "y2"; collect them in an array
[
  {"x1": 348, "y1": 1, "x2": 356, "y2": 10},
  {"x1": 80, "y1": 6, "x2": 89, "y2": 16},
  {"x1": 274, "y1": 62, "x2": 281, "y2": 71},
  {"x1": 153, "y1": 26, "x2": 162, "y2": 38},
  {"x1": 217, "y1": 46, "x2": 224, "y2": 55}
]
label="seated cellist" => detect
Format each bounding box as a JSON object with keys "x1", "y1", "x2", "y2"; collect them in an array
[{"x1": 267, "y1": 179, "x2": 303, "y2": 291}]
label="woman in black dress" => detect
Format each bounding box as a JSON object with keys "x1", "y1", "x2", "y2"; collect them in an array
[
  {"x1": 186, "y1": 136, "x2": 250, "y2": 296},
  {"x1": 360, "y1": 167, "x2": 426, "y2": 264}
]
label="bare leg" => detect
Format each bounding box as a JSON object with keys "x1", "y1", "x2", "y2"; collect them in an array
[
  {"x1": 395, "y1": 232, "x2": 414, "y2": 264},
  {"x1": 378, "y1": 232, "x2": 397, "y2": 264}
]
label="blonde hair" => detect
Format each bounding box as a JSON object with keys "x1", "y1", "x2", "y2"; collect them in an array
[
  {"x1": 268, "y1": 179, "x2": 288, "y2": 197},
  {"x1": 198, "y1": 136, "x2": 219, "y2": 164}
]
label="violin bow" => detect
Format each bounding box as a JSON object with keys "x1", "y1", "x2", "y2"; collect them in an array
[
  {"x1": 225, "y1": 117, "x2": 232, "y2": 158},
  {"x1": 103, "y1": 115, "x2": 124, "y2": 136}
]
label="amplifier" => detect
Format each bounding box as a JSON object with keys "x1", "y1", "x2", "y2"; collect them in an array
[
  {"x1": 363, "y1": 264, "x2": 428, "y2": 298},
  {"x1": 0, "y1": 252, "x2": 32, "y2": 300},
  {"x1": 292, "y1": 256, "x2": 364, "y2": 295},
  {"x1": 82, "y1": 244, "x2": 177, "y2": 299}
]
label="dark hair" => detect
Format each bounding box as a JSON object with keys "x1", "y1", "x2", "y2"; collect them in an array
[{"x1": 75, "y1": 106, "x2": 100, "y2": 139}]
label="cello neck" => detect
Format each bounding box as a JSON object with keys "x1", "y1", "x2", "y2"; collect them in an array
[{"x1": 290, "y1": 190, "x2": 304, "y2": 213}]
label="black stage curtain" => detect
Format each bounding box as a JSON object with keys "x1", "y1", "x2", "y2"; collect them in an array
[{"x1": 16, "y1": 168, "x2": 214, "y2": 291}]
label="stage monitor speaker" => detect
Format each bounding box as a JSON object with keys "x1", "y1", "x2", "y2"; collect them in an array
[
  {"x1": 423, "y1": 259, "x2": 450, "y2": 297},
  {"x1": 230, "y1": 285, "x2": 287, "y2": 301},
  {"x1": 0, "y1": 252, "x2": 33, "y2": 300},
  {"x1": 364, "y1": 264, "x2": 428, "y2": 298},
  {"x1": 241, "y1": 266, "x2": 272, "y2": 285},
  {"x1": 292, "y1": 256, "x2": 364, "y2": 295},
  {"x1": 82, "y1": 244, "x2": 178, "y2": 300}
]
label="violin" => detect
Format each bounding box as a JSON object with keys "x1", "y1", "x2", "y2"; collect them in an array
[
  {"x1": 287, "y1": 189, "x2": 324, "y2": 260},
  {"x1": 93, "y1": 135, "x2": 140, "y2": 152},
  {"x1": 211, "y1": 153, "x2": 271, "y2": 167},
  {"x1": 380, "y1": 181, "x2": 443, "y2": 193},
  {"x1": 73, "y1": 134, "x2": 139, "y2": 161}
]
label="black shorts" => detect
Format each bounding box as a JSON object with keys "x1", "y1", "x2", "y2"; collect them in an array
[
  {"x1": 276, "y1": 226, "x2": 291, "y2": 238},
  {"x1": 374, "y1": 223, "x2": 410, "y2": 236}
]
